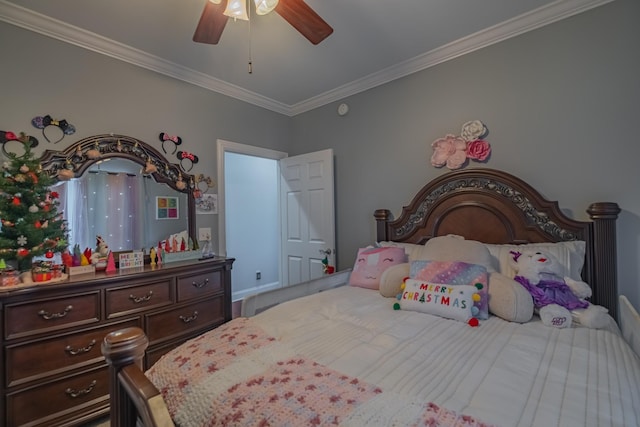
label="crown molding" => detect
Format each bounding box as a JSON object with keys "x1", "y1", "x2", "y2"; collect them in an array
[
  {"x1": 0, "y1": 0, "x2": 291, "y2": 115},
  {"x1": 290, "y1": 0, "x2": 616, "y2": 115},
  {"x1": 0, "y1": 0, "x2": 615, "y2": 117}
]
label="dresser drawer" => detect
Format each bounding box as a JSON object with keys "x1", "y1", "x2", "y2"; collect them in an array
[
  {"x1": 106, "y1": 278, "x2": 174, "y2": 318},
  {"x1": 5, "y1": 318, "x2": 139, "y2": 388},
  {"x1": 4, "y1": 292, "x2": 100, "y2": 340},
  {"x1": 176, "y1": 268, "x2": 222, "y2": 301},
  {"x1": 6, "y1": 365, "x2": 109, "y2": 427},
  {"x1": 145, "y1": 296, "x2": 225, "y2": 344}
]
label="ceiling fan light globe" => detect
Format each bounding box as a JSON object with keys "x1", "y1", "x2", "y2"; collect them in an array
[
  {"x1": 223, "y1": 0, "x2": 249, "y2": 20},
  {"x1": 208, "y1": 0, "x2": 222, "y2": 4},
  {"x1": 254, "y1": 0, "x2": 279, "y2": 15}
]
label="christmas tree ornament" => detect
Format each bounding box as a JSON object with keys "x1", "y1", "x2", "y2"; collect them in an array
[
  {"x1": 175, "y1": 173, "x2": 186, "y2": 190},
  {"x1": 17, "y1": 235, "x2": 27, "y2": 246},
  {"x1": 17, "y1": 248, "x2": 28, "y2": 257},
  {"x1": 14, "y1": 174, "x2": 26, "y2": 182},
  {"x1": 34, "y1": 220, "x2": 42, "y2": 229},
  {"x1": 57, "y1": 169, "x2": 74, "y2": 180},
  {"x1": 12, "y1": 196, "x2": 20, "y2": 206},
  {"x1": 45, "y1": 250, "x2": 54, "y2": 259},
  {"x1": 86, "y1": 142, "x2": 101, "y2": 159},
  {"x1": 19, "y1": 165, "x2": 29, "y2": 173},
  {"x1": 29, "y1": 204, "x2": 39, "y2": 213}
]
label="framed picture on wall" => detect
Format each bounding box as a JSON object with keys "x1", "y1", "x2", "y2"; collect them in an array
[
  {"x1": 196, "y1": 193, "x2": 217, "y2": 215},
  {"x1": 156, "y1": 196, "x2": 179, "y2": 219}
]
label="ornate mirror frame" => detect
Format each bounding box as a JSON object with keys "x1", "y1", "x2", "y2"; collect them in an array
[{"x1": 39, "y1": 134, "x2": 196, "y2": 244}]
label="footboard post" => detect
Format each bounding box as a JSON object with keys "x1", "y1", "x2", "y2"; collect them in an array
[
  {"x1": 102, "y1": 327, "x2": 149, "y2": 427},
  {"x1": 587, "y1": 202, "x2": 621, "y2": 322}
]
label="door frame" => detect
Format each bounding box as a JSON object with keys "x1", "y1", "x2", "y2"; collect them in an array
[{"x1": 216, "y1": 139, "x2": 287, "y2": 260}]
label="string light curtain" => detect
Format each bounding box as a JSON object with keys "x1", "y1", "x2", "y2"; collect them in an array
[{"x1": 58, "y1": 172, "x2": 146, "y2": 252}]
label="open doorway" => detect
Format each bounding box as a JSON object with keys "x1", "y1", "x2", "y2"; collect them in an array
[
  {"x1": 217, "y1": 140, "x2": 336, "y2": 310},
  {"x1": 216, "y1": 140, "x2": 287, "y2": 302}
]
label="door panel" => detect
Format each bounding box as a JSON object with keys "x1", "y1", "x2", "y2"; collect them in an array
[{"x1": 280, "y1": 149, "x2": 335, "y2": 286}]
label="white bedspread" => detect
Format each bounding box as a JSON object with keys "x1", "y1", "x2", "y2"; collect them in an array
[{"x1": 248, "y1": 286, "x2": 640, "y2": 427}]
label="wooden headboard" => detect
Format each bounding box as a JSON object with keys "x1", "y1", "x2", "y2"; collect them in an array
[{"x1": 374, "y1": 168, "x2": 621, "y2": 320}]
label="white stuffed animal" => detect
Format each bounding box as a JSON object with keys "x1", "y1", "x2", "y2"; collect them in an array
[{"x1": 510, "y1": 249, "x2": 609, "y2": 329}]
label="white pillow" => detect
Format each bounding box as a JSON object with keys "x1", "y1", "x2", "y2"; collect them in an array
[
  {"x1": 377, "y1": 241, "x2": 425, "y2": 261},
  {"x1": 484, "y1": 241, "x2": 586, "y2": 281}
]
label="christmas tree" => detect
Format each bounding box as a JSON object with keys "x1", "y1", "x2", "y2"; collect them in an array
[{"x1": 0, "y1": 133, "x2": 68, "y2": 271}]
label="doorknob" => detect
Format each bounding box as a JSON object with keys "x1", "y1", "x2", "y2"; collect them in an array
[{"x1": 319, "y1": 249, "x2": 332, "y2": 255}]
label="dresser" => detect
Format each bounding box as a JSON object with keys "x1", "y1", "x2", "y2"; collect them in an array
[{"x1": 0, "y1": 257, "x2": 234, "y2": 427}]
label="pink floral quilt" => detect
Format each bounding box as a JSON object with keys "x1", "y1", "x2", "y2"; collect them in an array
[{"x1": 146, "y1": 318, "x2": 498, "y2": 427}]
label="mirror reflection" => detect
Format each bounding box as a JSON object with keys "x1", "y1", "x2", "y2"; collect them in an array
[{"x1": 52, "y1": 158, "x2": 188, "y2": 252}]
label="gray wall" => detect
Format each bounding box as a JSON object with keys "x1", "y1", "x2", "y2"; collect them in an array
[
  {"x1": 0, "y1": 21, "x2": 291, "y2": 255},
  {"x1": 1, "y1": 0, "x2": 639, "y2": 310},
  {"x1": 288, "y1": 0, "x2": 640, "y2": 309}
]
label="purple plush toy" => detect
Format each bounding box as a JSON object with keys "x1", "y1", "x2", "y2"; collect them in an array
[{"x1": 510, "y1": 250, "x2": 609, "y2": 329}]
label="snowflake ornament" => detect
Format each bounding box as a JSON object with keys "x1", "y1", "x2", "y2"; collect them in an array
[{"x1": 17, "y1": 235, "x2": 27, "y2": 246}]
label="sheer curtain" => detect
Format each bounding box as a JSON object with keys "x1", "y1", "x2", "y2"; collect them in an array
[{"x1": 60, "y1": 172, "x2": 146, "y2": 252}]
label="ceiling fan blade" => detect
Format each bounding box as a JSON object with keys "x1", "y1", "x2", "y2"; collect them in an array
[
  {"x1": 193, "y1": 1, "x2": 229, "y2": 45},
  {"x1": 275, "y1": 0, "x2": 333, "y2": 45}
]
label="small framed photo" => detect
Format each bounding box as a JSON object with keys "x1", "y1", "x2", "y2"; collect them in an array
[
  {"x1": 156, "y1": 196, "x2": 179, "y2": 219},
  {"x1": 196, "y1": 193, "x2": 218, "y2": 215}
]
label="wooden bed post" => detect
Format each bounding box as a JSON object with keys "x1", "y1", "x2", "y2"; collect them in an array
[
  {"x1": 374, "y1": 209, "x2": 391, "y2": 241},
  {"x1": 587, "y1": 202, "x2": 621, "y2": 322},
  {"x1": 102, "y1": 327, "x2": 149, "y2": 427}
]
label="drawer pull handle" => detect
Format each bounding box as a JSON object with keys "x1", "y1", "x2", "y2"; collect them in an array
[
  {"x1": 179, "y1": 311, "x2": 199, "y2": 323},
  {"x1": 38, "y1": 305, "x2": 73, "y2": 320},
  {"x1": 192, "y1": 278, "x2": 209, "y2": 289},
  {"x1": 129, "y1": 290, "x2": 154, "y2": 303},
  {"x1": 65, "y1": 380, "x2": 97, "y2": 398},
  {"x1": 65, "y1": 339, "x2": 97, "y2": 356}
]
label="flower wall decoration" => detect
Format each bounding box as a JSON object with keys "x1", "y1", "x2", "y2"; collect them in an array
[{"x1": 430, "y1": 120, "x2": 491, "y2": 170}]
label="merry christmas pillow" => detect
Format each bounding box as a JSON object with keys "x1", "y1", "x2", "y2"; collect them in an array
[
  {"x1": 408, "y1": 260, "x2": 489, "y2": 320},
  {"x1": 394, "y1": 278, "x2": 481, "y2": 325}
]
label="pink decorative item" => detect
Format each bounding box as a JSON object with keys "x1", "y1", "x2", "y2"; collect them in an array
[
  {"x1": 466, "y1": 139, "x2": 491, "y2": 161},
  {"x1": 430, "y1": 134, "x2": 467, "y2": 169},
  {"x1": 430, "y1": 120, "x2": 491, "y2": 170},
  {"x1": 349, "y1": 246, "x2": 406, "y2": 289},
  {"x1": 105, "y1": 251, "x2": 117, "y2": 273}
]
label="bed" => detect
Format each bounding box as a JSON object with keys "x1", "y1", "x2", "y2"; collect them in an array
[{"x1": 101, "y1": 168, "x2": 639, "y2": 427}]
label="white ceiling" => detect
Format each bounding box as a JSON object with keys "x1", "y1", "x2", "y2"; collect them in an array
[{"x1": 0, "y1": 0, "x2": 613, "y2": 116}]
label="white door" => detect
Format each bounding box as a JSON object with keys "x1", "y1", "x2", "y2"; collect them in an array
[{"x1": 280, "y1": 149, "x2": 335, "y2": 286}]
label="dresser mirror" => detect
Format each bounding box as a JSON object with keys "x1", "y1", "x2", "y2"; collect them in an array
[{"x1": 39, "y1": 134, "x2": 196, "y2": 254}]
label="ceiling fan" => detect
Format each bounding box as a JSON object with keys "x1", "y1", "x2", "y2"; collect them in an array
[{"x1": 193, "y1": 0, "x2": 333, "y2": 45}]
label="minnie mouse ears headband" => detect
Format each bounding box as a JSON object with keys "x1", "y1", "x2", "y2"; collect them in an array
[
  {"x1": 0, "y1": 130, "x2": 39, "y2": 158},
  {"x1": 32, "y1": 115, "x2": 76, "y2": 144},
  {"x1": 177, "y1": 150, "x2": 199, "y2": 172},
  {"x1": 158, "y1": 133, "x2": 198, "y2": 171},
  {"x1": 159, "y1": 132, "x2": 182, "y2": 155}
]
